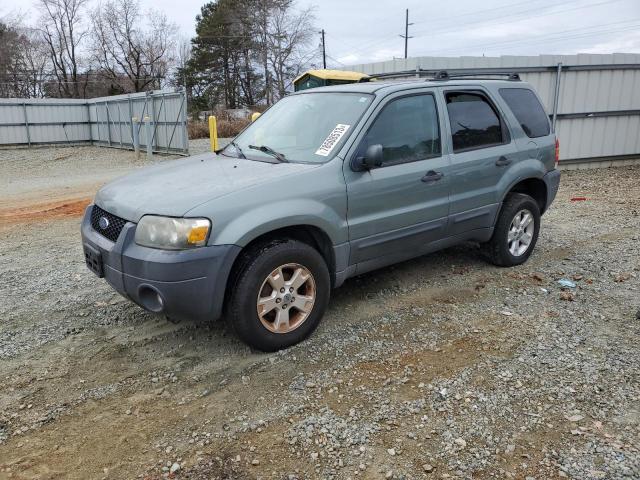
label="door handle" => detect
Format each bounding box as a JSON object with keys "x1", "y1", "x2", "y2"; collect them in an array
[
  {"x1": 421, "y1": 170, "x2": 444, "y2": 183},
  {"x1": 495, "y1": 156, "x2": 512, "y2": 167}
]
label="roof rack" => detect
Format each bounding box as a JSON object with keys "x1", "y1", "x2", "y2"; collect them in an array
[
  {"x1": 367, "y1": 69, "x2": 521, "y2": 82},
  {"x1": 432, "y1": 70, "x2": 520, "y2": 81}
]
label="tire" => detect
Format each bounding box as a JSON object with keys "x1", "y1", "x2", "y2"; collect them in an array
[
  {"x1": 225, "y1": 239, "x2": 330, "y2": 351},
  {"x1": 485, "y1": 193, "x2": 541, "y2": 267}
]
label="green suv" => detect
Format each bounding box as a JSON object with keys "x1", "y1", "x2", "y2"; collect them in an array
[{"x1": 81, "y1": 74, "x2": 561, "y2": 351}]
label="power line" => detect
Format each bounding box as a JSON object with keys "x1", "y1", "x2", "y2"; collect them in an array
[
  {"x1": 410, "y1": 0, "x2": 624, "y2": 39},
  {"x1": 329, "y1": 33, "x2": 401, "y2": 60},
  {"x1": 410, "y1": 0, "x2": 553, "y2": 25},
  {"x1": 325, "y1": 0, "x2": 628, "y2": 64},
  {"x1": 480, "y1": 24, "x2": 640, "y2": 52},
  {"x1": 325, "y1": 54, "x2": 346, "y2": 67},
  {"x1": 325, "y1": 0, "x2": 565, "y2": 59},
  {"x1": 413, "y1": 18, "x2": 640, "y2": 56}
]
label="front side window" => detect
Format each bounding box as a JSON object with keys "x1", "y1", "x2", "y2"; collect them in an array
[
  {"x1": 358, "y1": 94, "x2": 441, "y2": 167},
  {"x1": 446, "y1": 92, "x2": 504, "y2": 152},
  {"x1": 223, "y1": 92, "x2": 373, "y2": 163},
  {"x1": 499, "y1": 88, "x2": 551, "y2": 138}
]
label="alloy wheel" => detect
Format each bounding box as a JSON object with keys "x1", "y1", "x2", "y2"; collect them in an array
[
  {"x1": 508, "y1": 209, "x2": 535, "y2": 257},
  {"x1": 256, "y1": 263, "x2": 316, "y2": 333}
]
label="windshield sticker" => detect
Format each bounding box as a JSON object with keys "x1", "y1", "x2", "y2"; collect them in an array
[{"x1": 315, "y1": 124, "x2": 350, "y2": 156}]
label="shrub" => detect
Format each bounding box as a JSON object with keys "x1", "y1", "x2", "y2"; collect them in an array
[
  {"x1": 187, "y1": 118, "x2": 250, "y2": 140},
  {"x1": 187, "y1": 121, "x2": 210, "y2": 139},
  {"x1": 218, "y1": 118, "x2": 250, "y2": 138}
]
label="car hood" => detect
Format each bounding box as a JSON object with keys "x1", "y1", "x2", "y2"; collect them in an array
[{"x1": 95, "y1": 153, "x2": 319, "y2": 222}]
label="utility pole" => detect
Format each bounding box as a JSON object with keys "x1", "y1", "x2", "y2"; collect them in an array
[
  {"x1": 399, "y1": 9, "x2": 413, "y2": 59},
  {"x1": 320, "y1": 29, "x2": 326, "y2": 69}
]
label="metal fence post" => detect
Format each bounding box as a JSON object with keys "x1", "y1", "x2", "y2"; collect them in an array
[
  {"x1": 144, "y1": 115, "x2": 152, "y2": 160},
  {"x1": 128, "y1": 95, "x2": 134, "y2": 146},
  {"x1": 163, "y1": 93, "x2": 169, "y2": 154},
  {"x1": 22, "y1": 102, "x2": 31, "y2": 147},
  {"x1": 105, "y1": 101, "x2": 112, "y2": 146},
  {"x1": 86, "y1": 102, "x2": 92, "y2": 144},
  {"x1": 96, "y1": 104, "x2": 102, "y2": 145},
  {"x1": 552, "y1": 62, "x2": 563, "y2": 132},
  {"x1": 149, "y1": 91, "x2": 157, "y2": 152},
  {"x1": 132, "y1": 116, "x2": 140, "y2": 160},
  {"x1": 181, "y1": 87, "x2": 189, "y2": 154},
  {"x1": 116, "y1": 102, "x2": 123, "y2": 147}
]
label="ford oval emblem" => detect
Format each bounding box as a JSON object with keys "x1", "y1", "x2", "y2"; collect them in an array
[{"x1": 98, "y1": 216, "x2": 110, "y2": 230}]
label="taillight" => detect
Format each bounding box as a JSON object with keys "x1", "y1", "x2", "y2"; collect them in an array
[{"x1": 555, "y1": 138, "x2": 560, "y2": 166}]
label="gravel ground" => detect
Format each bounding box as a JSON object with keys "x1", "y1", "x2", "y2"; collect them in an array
[{"x1": 0, "y1": 144, "x2": 638, "y2": 480}]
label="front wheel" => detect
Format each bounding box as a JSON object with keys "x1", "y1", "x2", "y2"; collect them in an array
[
  {"x1": 226, "y1": 239, "x2": 330, "y2": 351},
  {"x1": 485, "y1": 193, "x2": 541, "y2": 267}
]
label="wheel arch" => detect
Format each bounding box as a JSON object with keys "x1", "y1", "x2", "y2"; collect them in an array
[
  {"x1": 503, "y1": 177, "x2": 548, "y2": 214},
  {"x1": 224, "y1": 224, "x2": 338, "y2": 312}
]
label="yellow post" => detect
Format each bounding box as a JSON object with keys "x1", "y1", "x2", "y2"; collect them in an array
[
  {"x1": 251, "y1": 112, "x2": 261, "y2": 122},
  {"x1": 208, "y1": 115, "x2": 218, "y2": 151}
]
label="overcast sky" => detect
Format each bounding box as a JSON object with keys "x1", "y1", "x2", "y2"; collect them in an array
[{"x1": 11, "y1": 0, "x2": 640, "y2": 67}]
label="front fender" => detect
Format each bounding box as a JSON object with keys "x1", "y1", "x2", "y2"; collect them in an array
[{"x1": 210, "y1": 198, "x2": 348, "y2": 247}]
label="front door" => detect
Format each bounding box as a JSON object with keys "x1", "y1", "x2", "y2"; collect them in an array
[{"x1": 343, "y1": 91, "x2": 451, "y2": 267}]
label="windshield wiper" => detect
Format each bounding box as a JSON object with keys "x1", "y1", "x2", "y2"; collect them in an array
[
  {"x1": 230, "y1": 141, "x2": 246, "y2": 159},
  {"x1": 248, "y1": 144, "x2": 288, "y2": 163}
]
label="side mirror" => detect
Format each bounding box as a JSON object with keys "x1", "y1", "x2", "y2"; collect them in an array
[{"x1": 352, "y1": 144, "x2": 383, "y2": 171}]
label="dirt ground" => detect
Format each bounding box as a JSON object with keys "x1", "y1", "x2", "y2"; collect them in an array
[{"x1": 0, "y1": 144, "x2": 638, "y2": 480}]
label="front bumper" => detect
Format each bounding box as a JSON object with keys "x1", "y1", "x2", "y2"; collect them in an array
[{"x1": 80, "y1": 205, "x2": 240, "y2": 322}]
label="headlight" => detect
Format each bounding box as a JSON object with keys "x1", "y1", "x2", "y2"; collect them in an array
[{"x1": 135, "y1": 216, "x2": 211, "y2": 250}]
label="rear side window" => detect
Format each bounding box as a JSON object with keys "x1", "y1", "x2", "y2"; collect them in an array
[
  {"x1": 499, "y1": 88, "x2": 550, "y2": 138},
  {"x1": 445, "y1": 92, "x2": 504, "y2": 152},
  {"x1": 359, "y1": 94, "x2": 441, "y2": 166}
]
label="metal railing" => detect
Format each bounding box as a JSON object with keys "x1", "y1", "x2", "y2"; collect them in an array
[{"x1": 0, "y1": 88, "x2": 189, "y2": 155}]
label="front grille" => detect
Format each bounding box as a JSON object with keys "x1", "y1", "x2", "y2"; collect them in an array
[{"x1": 90, "y1": 205, "x2": 127, "y2": 243}]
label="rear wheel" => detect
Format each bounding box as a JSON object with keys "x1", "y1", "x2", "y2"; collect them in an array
[
  {"x1": 226, "y1": 239, "x2": 330, "y2": 351},
  {"x1": 486, "y1": 193, "x2": 540, "y2": 267}
]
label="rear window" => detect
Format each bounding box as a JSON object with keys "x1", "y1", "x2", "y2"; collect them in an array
[{"x1": 499, "y1": 88, "x2": 550, "y2": 138}]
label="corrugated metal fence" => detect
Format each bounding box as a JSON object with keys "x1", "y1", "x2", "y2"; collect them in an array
[
  {"x1": 345, "y1": 53, "x2": 640, "y2": 164},
  {"x1": 0, "y1": 89, "x2": 189, "y2": 155}
]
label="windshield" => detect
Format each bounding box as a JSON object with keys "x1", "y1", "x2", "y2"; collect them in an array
[{"x1": 223, "y1": 92, "x2": 373, "y2": 163}]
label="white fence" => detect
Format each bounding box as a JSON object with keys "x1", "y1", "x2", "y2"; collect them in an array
[
  {"x1": 345, "y1": 53, "x2": 640, "y2": 164},
  {"x1": 0, "y1": 89, "x2": 189, "y2": 155}
]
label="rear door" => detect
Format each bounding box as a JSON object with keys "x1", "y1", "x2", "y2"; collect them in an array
[
  {"x1": 440, "y1": 87, "x2": 520, "y2": 235},
  {"x1": 344, "y1": 90, "x2": 451, "y2": 267}
]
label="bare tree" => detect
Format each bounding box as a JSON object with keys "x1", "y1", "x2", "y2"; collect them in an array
[
  {"x1": 0, "y1": 20, "x2": 22, "y2": 97},
  {"x1": 19, "y1": 28, "x2": 50, "y2": 98},
  {"x1": 0, "y1": 17, "x2": 49, "y2": 98},
  {"x1": 175, "y1": 35, "x2": 192, "y2": 87},
  {"x1": 265, "y1": 5, "x2": 315, "y2": 99},
  {"x1": 91, "y1": 0, "x2": 177, "y2": 93},
  {"x1": 38, "y1": 0, "x2": 89, "y2": 98},
  {"x1": 184, "y1": 0, "x2": 317, "y2": 111},
  {"x1": 250, "y1": 0, "x2": 315, "y2": 102}
]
